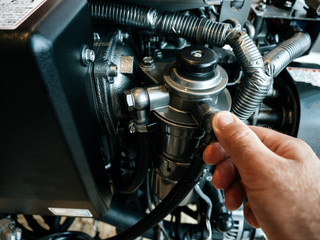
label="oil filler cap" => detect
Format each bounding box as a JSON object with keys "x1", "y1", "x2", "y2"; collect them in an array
[{"x1": 177, "y1": 46, "x2": 218, "y2": 76}]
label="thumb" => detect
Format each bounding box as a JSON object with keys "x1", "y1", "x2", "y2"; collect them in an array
[{"x1": 212, "y1": 111, "x2": 277, "y2": 181}]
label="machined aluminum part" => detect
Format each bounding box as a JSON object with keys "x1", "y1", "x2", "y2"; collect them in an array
[
  {"x1": 164, "y1": 65, "x2": 228, "y2": 99},
  {"x1": 151, "y1": 154, "x2": 199, "y2": 205}
]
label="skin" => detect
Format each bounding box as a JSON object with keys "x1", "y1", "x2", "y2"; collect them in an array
[{"x1": 203, "y1": 111, "x2": 320, "y2": 240}]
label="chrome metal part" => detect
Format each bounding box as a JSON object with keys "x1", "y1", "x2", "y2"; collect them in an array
[
  {"x1": 150, "y1": 46, "x2": 232, "y2": 203},
  {"x1": 151, "y1": 154, "x2": 197, "y2": 205},
  {"x1": 80, "y1": 45, "x2": 95, "y2": 66}
]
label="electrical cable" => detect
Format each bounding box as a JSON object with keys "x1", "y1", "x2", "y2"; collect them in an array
[
  {"x1": 38, "y1": 231, "x2": 94, "y2": 240},
  {"x1": 111, "y1": 132, "x2": 150, "y2": 194}
]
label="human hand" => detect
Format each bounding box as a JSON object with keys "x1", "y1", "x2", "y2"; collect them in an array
[{"x1": 203, "y1": 111, "x2": 320, "y2": 240}]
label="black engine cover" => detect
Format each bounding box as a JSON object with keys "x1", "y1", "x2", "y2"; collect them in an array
[{"x1": 0, "y1": 0, "x2": 111, "y2": 217}]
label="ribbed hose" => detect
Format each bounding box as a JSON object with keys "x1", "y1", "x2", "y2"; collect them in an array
[
  {"x1": 263, "y1": 31, "x2": 312, "y2": 78},
  {"x1": 88, "y1": 0, "x2": 231, "y2": 46},
  {"x1": 158, "y1": 13, "x2": 231, "y2": 46},
  {"x1": 88, "y1": 1, "x2": 311, "y2": 121},
  {"x1": 90, "y1": 0, "x2": 158, "y2": 29},
  {"x1": 226, "y1": 30, "x2": 272, "y2": 120}
]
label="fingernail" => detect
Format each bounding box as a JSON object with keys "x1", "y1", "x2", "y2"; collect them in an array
[{"x1": 214, "y1": 112, "x2": 235, "y2": 130}]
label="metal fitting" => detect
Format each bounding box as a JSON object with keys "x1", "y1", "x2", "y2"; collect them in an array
[
  {"x1": 124, "y1": 88, "x2": 149, "y2": 111},
  {"x1": 81, "y1": 45, "x2": 95, "y2": 66},
  {"x1": 107, "y1": 63, "x2": 118, "y2": 77},
  {"x1": 142, "y1": 56, "x2": 155, "y2": 68}
]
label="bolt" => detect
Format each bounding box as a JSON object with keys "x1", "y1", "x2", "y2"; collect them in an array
[
  {"x1": 191, "y1": 50, "x2": 203, "y2": 58},
  {"x1": 284, "y1": 0, "x2": 292, "y2": 8},
  {"x1": 85, "y1": 49, "x2": 95, "y2": 63},
  {"x1": 128, "y1": 122, "x2": 136, "y2": 134},
  {"x1": 124, "y1": 90, "x2": 134, "y2": 111},
  {"x1": 121, "y1": 32, "x2": 130, "y2": 40},
  {"x1": 142, "y1": 56, "x2": 154, "y2": 68},
  {"x1": 81, "y1": 45, "x2": 95, "y2": 66}
]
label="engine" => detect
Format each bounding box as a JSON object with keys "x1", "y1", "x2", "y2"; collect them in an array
[{"x1": 0, "y1": 0, "x2": 319, "y2": 239}]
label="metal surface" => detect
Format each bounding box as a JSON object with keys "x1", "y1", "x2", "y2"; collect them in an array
[
  {"x1": 219, "y1": 0, "x2": 253, "y2": 26},
  {"x1": 93, "y1": 31, "x2": 137, "y2": 135},
  {"x1": 148, "y1": 46, "x2": 232, "y2": 203},
  {"x1": 151, "y1": 155, "x2": 194, "y2": 204},
  {"x1": 251, "y1": 2, "x2": 320, "y2": 21}
]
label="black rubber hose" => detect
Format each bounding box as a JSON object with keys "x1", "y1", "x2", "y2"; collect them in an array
[
  {"x1": 204, "y1": 181, "x2": 234, "y2": 232},
  {"x1": 58, "y1": 218, "x2": 75, "y2": 232},
  {"x1": 111, "y1": 132, "x2": 150, "y2": 194},
  {"x1": 100, "y1": 199, "x2": 204, "y2": 239},
  {"x1": 38, "y1": 231, "x2": 94, "y2": 240}
]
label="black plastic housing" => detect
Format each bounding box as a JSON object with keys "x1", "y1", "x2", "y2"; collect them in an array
[{"x1": 0, "y1": 0, "x2": 111, "y2": 217}]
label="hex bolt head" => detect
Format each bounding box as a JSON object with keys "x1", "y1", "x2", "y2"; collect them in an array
[
  {"x1": 124, "y1": 90, "x2": 135, "y2": 111},
  {"x1": 85, "y1": 49, "x2": 95, "y2": 63},
  {"x1": 81, "y1": 45, "x2": 95, "y2": 66}
]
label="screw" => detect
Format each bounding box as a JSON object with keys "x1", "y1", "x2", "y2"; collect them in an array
[
  {"x1": 191, "y1": 50, "x2": 203, "y2": 58},
  {"x1": 81, "y1": 45, "x2": 95, "y2": 66},
  {"x1": 124, "y1": 90, "x2": 134, "y2": 111}
]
